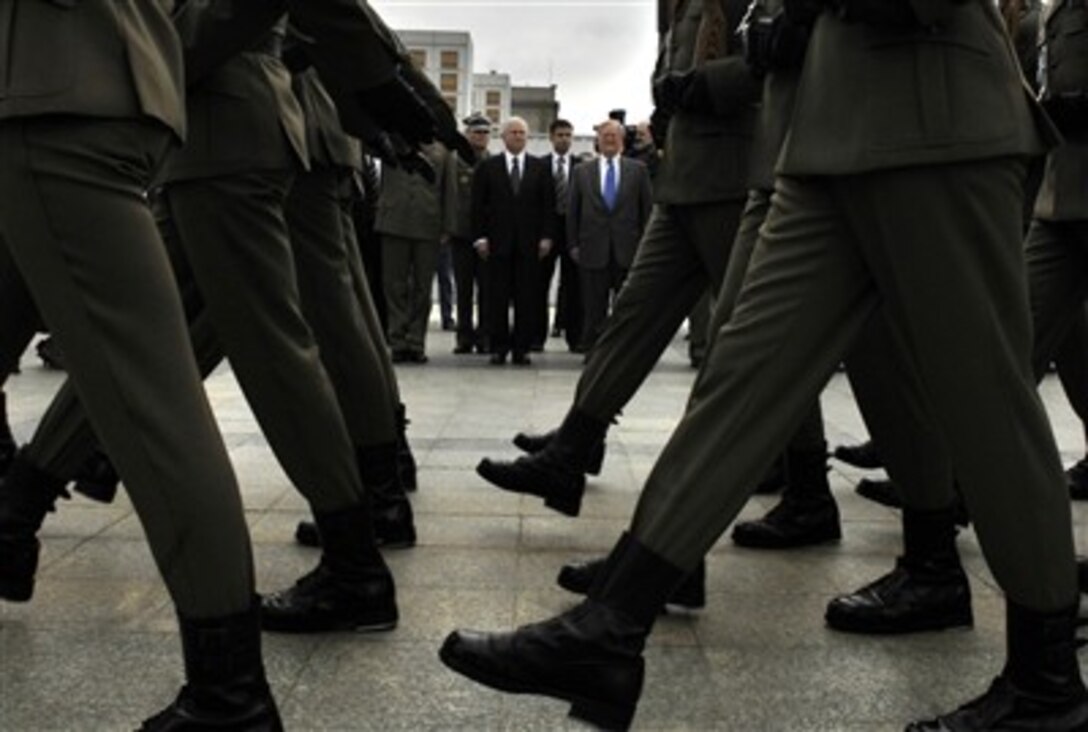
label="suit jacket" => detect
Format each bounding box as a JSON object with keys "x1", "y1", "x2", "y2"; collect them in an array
[
  {"x1": 471, "y1": 154, "x2": 557, "y2": 258},
  {"x1": 778, "y1": 1, "x2": 1053, "y2": 176},
  {"x1": 162, "y1": 19, "x2": 308, "y2": 182},
  {"x1": 653, "y1": 0, "x2": 761, "y2": 205},
  {"x1": 567, "y1": 157, "x2": 653, "y2": 270},
  {"x1": 0, "y1": 0, "x2": 185, "y2": 139},
  {"x1": 292, "y1": 67, "x2": 362, "y2": 171},
  {"x1": 375, "y1": 143, "x2": 447, "y2": 241}
]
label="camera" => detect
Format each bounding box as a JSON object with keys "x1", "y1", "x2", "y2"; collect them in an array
[{"x1": 608, "y1": 109, "x2": 641, "y2": 157}]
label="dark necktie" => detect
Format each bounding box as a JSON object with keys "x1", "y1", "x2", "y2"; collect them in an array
[
  {"x1": 510, "y1": 157, "x2": 521, "y2": 196},
  {"x1": 555, "y1": 156, "x2": 568, "y2": 215},
  {"x1": 603, "y1": 158, "x2": 617, "y2": 211}
]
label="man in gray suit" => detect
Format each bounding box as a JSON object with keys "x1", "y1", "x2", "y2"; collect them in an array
[{"x1": 567, "y1": 121, "x2": 653, "y2": 352}]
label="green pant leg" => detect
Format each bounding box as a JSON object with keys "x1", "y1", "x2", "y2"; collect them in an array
[
  {"x1": 1054, "y1": 308, "x2": 1088, "y2": 436},
  {"x1": 407, "y1": 238, "x2": 440, "y2": 353},
  {"x1": 574, "y1": 201, "x2": 743, "y2": 421},
  {"x1": 632, "y1": 176, "x2": 876, "y2": 569},
  {"x1": 0, "y1": 119, "x2": 252, "y2": 618},
  {"x1": 164, "y1": 171, "x2": 362, "y2": 513},
  {"x1": 0, "y1": 241, "x2": 40, "y2": 377},
  {"x1": 686, "y1": 292, "x2": 712, "y2": 362},
  {"x1": 843, "y1": 160, "x2": 1074, "y2": 610},
  {"x1": 382, "y1": 234, "x2": 416, "y2": 352},
  {"x1": 286, "y1": 166, "x2": 396, "y2": 446},
  {"x1": 1026, "y1": 219, "x2": 1088, "y2": 378}
]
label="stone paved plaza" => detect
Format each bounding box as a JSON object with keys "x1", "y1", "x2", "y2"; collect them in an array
[{"x1": 2, "y1": 325, "x2": 1087, "y2": 731}]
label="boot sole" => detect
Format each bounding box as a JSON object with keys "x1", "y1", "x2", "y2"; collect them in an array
[
  {"x1": 731, "y1": 528, "x2": 842, "y2": 550},
  {"x1": 261, "y1": 615, "x2": 398, "y2": 634},
  {"x1": 439, "y1": 639, "x2": 636, "y2": 730},
  {"x1": 826, "y1": 607, "x2": 973, "y2": 635}
]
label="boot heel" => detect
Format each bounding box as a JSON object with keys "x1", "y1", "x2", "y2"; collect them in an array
[
  {"x1": 544, "y1": 490, "x2": 582, "y2": 517},
  {"x1": 0, "y1": 575, "x2": 33, "y2": 602},
  {"x1": 569, "y1": 697, "x2": 635, "y2": 730}
]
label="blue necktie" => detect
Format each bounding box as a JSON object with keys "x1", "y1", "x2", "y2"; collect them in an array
[{"x1": 603, "y1": 158, "x2": 617, "y2": 211}]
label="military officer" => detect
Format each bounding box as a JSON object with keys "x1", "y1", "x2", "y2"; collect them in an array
[{"x1": 441, "y1": 0, "x2": 1088, "y2": 730}]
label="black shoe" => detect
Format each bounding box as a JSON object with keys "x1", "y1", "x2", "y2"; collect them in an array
[
  {"x1": 395, "y1": 403, "x2": 417, "y2": 492},
  {"x1": 453, "y1": 343, "x2": 474, "y2": 355},
  {"x1": 557, "y1": 557, "x2": 706, "y2": 610},
  {"x1": 826, "y1": 558, "x2": 972, "y2": 634},
  {"x1": 731, "y1": 494, "x2": 841, "y2": 549},
  {"x1": 441, "y1": 533, "x2": 685, "y2": 731},
  {"x1": 140, "y1": 601, "x2": 283, "y2": 731},
  {"x1": 405, "y1": 351, "x2": 428, "y2": 364},
  {"x1": 262, "y1": 505, "x2": 398, "y2": 633},
  {"x1": 906, "y1": 601, "x2": 1088, "y2": 731},
  {"x1": 1068, "y1": 457, "x2": 1088, "y2": 500},
  {"x1": 71, "y1": 449, "x2": 120, "y2": 504},
  {"x1": 512, "y1": 429, "x2": 606, "y2": 476},
  {"x1": 476, "y1": 455, "x2": 584, "y2": 516},
  {"x1": 0, "y1": 453, "x2": 67, "y2": 602},
  {"x1": 489, "y1": 352, "x2": 508, "y2": 365},
  {"x1": 512, "y1": 352, "x2": 531, "y2": 366},
  {"x1": 832, "y1": 440, "x2": 882, "y2": 469}
]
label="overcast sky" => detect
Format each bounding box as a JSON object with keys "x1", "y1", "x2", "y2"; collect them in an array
[{"x1": 373, "y1": 0, "x2": 659, "y2": 133}]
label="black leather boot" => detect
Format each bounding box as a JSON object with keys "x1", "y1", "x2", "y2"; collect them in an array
[
  {"x1": 262, "y1": 504, "x2": 397, "y2": 633},
  {"x1": 71, "y1": 448, "x2": 120, "y2": 504},
  {"x1": 441, "y1": 532, "x2": 686, "y2": 730},
  {"x1": 1067, "y1": 456, "x2": 1088, "y2": 501},
  {"x1": 906, "y1": 600, "x2": 1088, "y2": 730},
  {"x1": 478, "y1": 409, "x2": 608, "y2": 517},
  {"x1": 753, "y1": 456, "x2": 786, "y2": 494},
  {"x1": 732, "y1": 447, "x2": 841, "y2": 549},
  {"x1": 395, "y1": 402, "x2": 417, "y2": 492},
  {"x1": 140, "y1": 601, "x2": 282, "y2": 731},
  {"x1": 0, "y1": 451, "x2": 68, "y2": 602},
  {"x1": 826, "y1": 506, "x2": 972, "y2": 634},
  {"x1": 295, "y1": 443, "x2": 416, "y2": 549},
  {"x1": 557, "y1": 556, "x2": 706, "y2": 610},
  {"x1": 0, "y1": 391, "x2": 15, "y2": 478},
  {"x1": 512, "y1": 426, "x2": 606, "y2": 476},
  {"x1": 832, "y1": 439, "x2": 882, "y2": 469}
]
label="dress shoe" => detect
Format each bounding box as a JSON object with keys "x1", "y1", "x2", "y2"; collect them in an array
[
  {"x1": 453, "y1": 343, "x2": 473, "y2": 355},
  {"x1": 1068, "y1": 457, "x2": 1088, "y2": 500},
  {"x1": 140, "y1": 601, "x2": 282, "y2": 731},
  {"x1": 262, "y1": 505, "x2": 397, "y2": 633},
  {"x1": 441, "y1": 533, "x2": 685, "y2": 731},
  {"x1": 731, "y1": 494, "x2": 841, "y2": 549},
  {"x1": 826, "y1": 558, "x2": 972, "y2": 634},
  {"x1": 906, "y1": 601, "x2": 1088, "y2": 731},
  {"x1": 557, "y1": 556, "x2": 706, "y2": 610},
  {"x1": 512, "y1": 352, "x2": 532, "y2": 366},
  {"x1": 832, "y1": 440, "x2": 882, "y2": 469},
  {"x1": 512, "y1": 429, "x2": 606, "y2": 475},
  {"x1": 489, "y1": 352, "x2": 508, "y2": 365}
]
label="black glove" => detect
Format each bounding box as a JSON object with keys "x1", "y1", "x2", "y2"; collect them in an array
[
  {"x1": 652, "y1": 69, "x2": 713, "y2": 115},
  {"x1": 355, "y1": 70, "x2": 437, "y2": 147},
  {"x1": 741, "y1": 3, "x2": 813, "y2": 78},
  {"x1": 829, "y1": 0, "x2": 917, "y2": 26}
]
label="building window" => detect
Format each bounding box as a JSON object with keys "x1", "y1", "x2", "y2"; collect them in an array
[
  {"x1": 440, "y1": 73, "x2": 459, "y2": 93},
  {"x1": 486, "y1": 108, "x2": 501, "y2": 123},
  {"x1": 408, "y1": 49, "x2": 427, "y2": 69},
  {"x1": 440, "y1": 50, "x2": 459, "y2": 69},
  {"x1": 486, "y1": 90, "x2": 501, "y2": 106}
]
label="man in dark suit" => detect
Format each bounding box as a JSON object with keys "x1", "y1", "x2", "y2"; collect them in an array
[
  {"x1": 567, "y1": 120, "x2": 653, "y2": 351},
  {"x1": 538, "y1": 119, "x2": 581, "y2": 351},
  {"x1": 471, "y1": 116, "x2": 556, "y2": 365}
]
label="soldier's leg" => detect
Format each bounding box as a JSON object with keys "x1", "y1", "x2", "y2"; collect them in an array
[
  {"x1": 0, "y1": 240, "x2": 41, "y2": 379},
  {"x1": 382, "y1": 234, "x2": 415, "y2": 356},
  {"x1": 407, "y1": 238, "x2": 440, "y2": 358},
  {"x1": 0, "y1": 118, "x2": 253, "y2": 617},
  {"x1": 1053, "y1": 310, "x2": 1088, "y2": 494},
  {"x1": 686, "y1": 292, "x2": 712, "y2": 367}
]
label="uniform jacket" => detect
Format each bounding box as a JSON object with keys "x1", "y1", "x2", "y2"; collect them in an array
[
  {"x1": 162, "y1": 18, "x2": 308, "y2": 183},
  {"x1": 653, "y1": 0, "x2": 762, "y2": 205},
  {"x1": 291, "y1": 68, "x2": 361, "y2": 171},
  {"x1": 375, "y1": 143, "x2": 447, "y2": 241},
  {"x1": 778, "y1": 0, "x2": 1053, "y2": 176},
  {"x1": 444, "y1": 147, "x2": 488, "y2": 240},
  {"x1": 0, "y1": 0, "x2": 185, "y2": 139},
  {"x1": 567, "y1": 157, "x2": 653, "y2": 270},
  {"x1": 471, "y1": 153, "x2": 557, "y2": 258}
]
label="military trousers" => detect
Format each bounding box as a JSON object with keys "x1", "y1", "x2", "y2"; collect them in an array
[
  {"x1": 162, "y1": 170, "x2": 363, "y2": 513},
  {"x1": 381, "y1": 234, "x2": 440, "y2": 355},
  {"x1": 1054, "y1": 311, "x2": 1088, "y2": 445},
  {"x1": 631, "y1": 160, "x2": 1077, "y2": 612},
  {"x1": 0, "y1": 118, "x2": 253, "y2": 618},
  {"x1": 574, "y1": 201, "x2": 743, "y2": 421},
  {"x1": 286, "y1": 164, "x2": 396, "y2": 445}
]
